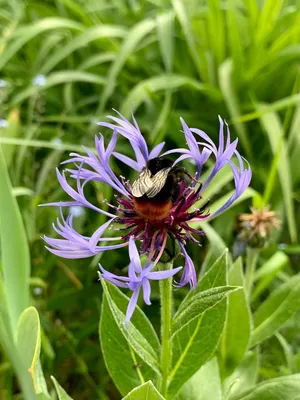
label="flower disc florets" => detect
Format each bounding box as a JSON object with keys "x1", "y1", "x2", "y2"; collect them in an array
[{"x1": 42, "y1": 111, "x2": 251, "y2": 323}]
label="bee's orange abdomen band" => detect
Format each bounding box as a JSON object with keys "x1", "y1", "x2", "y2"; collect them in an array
[{"x1": 133, "y1": 199, "x2": 172, "y2": 221}]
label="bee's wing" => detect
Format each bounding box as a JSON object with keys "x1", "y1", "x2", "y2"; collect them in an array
[
  {"x1": 146, "y1": 168, "x2": 171, "y2": 198},
  {"x1": 131, "y1": 167, "x2": 153, "y2": 197}
]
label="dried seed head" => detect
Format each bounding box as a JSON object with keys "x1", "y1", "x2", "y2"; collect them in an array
[{"x1": 239, "y1": 205, "x2": 280, "y2": 245}]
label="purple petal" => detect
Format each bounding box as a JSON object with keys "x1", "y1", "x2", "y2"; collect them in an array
[
  {"x1": 126, "y1": 286, "x2": 141, "y2": 327},
  {"x1": 142, "y1": 279, "x2": 151, "y2": 305},
  {"x1": 181, "y1": 118, "x2": 199, "y2": 159},
  {"x1": 89, "y1": 219, "x2": 115, "y2": 251},
  {"x1": 40, "y1": 201, "x2": 84, "y2": 208},
  {"x1": 176, "y1": 243, "x2": 197, "y2": 289},
  {"x1": 113, "y1": 152, "x2": 140, "y2": 171},
  {"x1": 45, "y1": 247, "x2": 96, "y2": 258},
  {"x1": 55, "y1": 168, "x2": 116, "y2": 217},
  {"x1": 148, "y1": 266, "x2": 182, "y2": 280},
  {"x1": 105, "y1": 129, "x2": 118, "y2": 159},
  {"x1": 128, "y1": 237, "x2": 142, "y2": 273},
  {"x1": 218, "y1": 115, "x2": 224, "y2": 155},
  {"x1": 98, "y1": 110, "x2": 149, "y2": 166},
  {"x1": 99, "y1": 265, "x2": 130, "y2": 288},
  {"x1": 149, "y1": 142, "x2": 165, "y2": 159}
]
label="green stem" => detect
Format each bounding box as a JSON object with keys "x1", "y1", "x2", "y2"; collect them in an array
[{"x1": 159, "y1": 262, "x2": 173, "y2": 397}]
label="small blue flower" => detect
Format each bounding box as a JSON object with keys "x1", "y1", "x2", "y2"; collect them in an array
[
  {"x1": 32, "y1": 74, "x2": 46, "y2": 86},
  {"x1": 0, "y1": 79, "x2": 7, "y2": 88},
  {"x1": 0, "y1": 119, "x2": 8, "y2": 128}
]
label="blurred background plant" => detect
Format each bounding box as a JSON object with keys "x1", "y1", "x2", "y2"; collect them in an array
[{"x1": 0, "y1": 0, "x2": 300, "y2": 399}]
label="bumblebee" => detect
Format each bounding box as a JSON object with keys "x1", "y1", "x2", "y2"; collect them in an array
[{"x1": 131, "y1": 157, "x2": 185, "y2": 221}]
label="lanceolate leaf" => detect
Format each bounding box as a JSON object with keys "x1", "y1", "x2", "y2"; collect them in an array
[
  {"x1": 99, "y1": 280, "x2": 160, "y2": 396},
  {"x1": 232, "y1": 374, "x2": 300, "y2": 400},
  {"x1": 172, "y1": 286, "x2": 240, "y2": 334},
  {"x1": 0, "y1": 147, "x2": 30, "y2": 332},
  {"x1": 101, "y1": 280, "x2": 160, "y2": 373},
  {"x1": 219, "y1": 258, "x2": 251, "y2": 377},
  {"x1": 251, "y1": 275, "x2": 300, "y2": 346},
  {"x1": 16, "y1": 307, "x2": 50, "y2": 399},
  {"x1": 100, "y1": 18, "x2": 156, "y2": 111},
  {"x1": 167, "y1": 250, "x2": 229, "y2": 398},
  {"x1": 168, "y1": 300, "x2": 227, "y2": 399},
  {"x1": 51, "y1": 376, "x2": 74, "y2": 400},
  {"x1": 257, "y1": 107, "x2": 297, "y2": 242},
  {"x1": 224, "y1": 350, "x2": 259, "y2": 399},
  {"x1": 178, "y1": 358, "x2": 222, "y2": 400},
  {"x1": 123, "y1": 381, "x2": 165, "y2": 400},
  {"x1": 177, "y1": 249, "x2": 228, "y2": 314}
]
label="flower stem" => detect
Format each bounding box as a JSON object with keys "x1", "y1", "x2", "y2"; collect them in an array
[{"x1": 159, "y1": 262, "x2": 173, "y2": 397}]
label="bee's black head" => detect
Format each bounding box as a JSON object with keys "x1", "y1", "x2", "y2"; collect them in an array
[{"x1": 147, "y1": 157, "x2": 173, "y2": 176}]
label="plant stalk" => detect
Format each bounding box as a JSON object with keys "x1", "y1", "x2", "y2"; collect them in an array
[{"x1": 159, "y1": 262, "x2": 173, "y2": 397}]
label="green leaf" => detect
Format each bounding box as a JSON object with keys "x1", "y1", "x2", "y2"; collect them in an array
[
  {"x1": 173, "y1": 286, "x2": 240, "y2": 334},
  {"x1": 227, "y1": 0, "x2": 244, "y2": 77},
  {"x1": 99, "y1": 280, "x2": 160, "y2": 396},
  {"x1": 0, "y1": 308, "x2": 37, "y2": 400},
  {"x1": 0, "y1": 147, "x2": 30, "y2": 331},
  {"x1": 219, "y1": 59, "x2": 251, "y2": 157},
  {"x1": 0, "y1": 108, "x2": 20, "y2": 167},
  {"x1": 102, "y1": 280, "x2": 160, "y2": 361},
  {"x1": 100, "y1": 18, "x2": 156, "y2": 111},
  {"x1": 120, "y1": 74, "x2": 220, "y2": 117},
  {"x1": 199, "y1": 222, "x2": 227, "y2": 257},
  {"x1": 225, "y1": 350, "x2": 259, "y2": 400},
  {"x1": 123, "y1": 381, "x2": 165, "y2": 400},
  {"x1": 252, "y1": 251, "x2": 289, "y2": 301},
  {"x1": 171, "y1": 0, "x2": 208, "y2": 82},
  {"x1": 0, "y1": 137, "x2": 89, "y2": 154},
  {"x1": 0, "y1": 18, "x2": 83, "y2": 71},
  {"x1": 219, "y1": 258, "x2": 251, "y2": 377},
  {"x1": 251, "y1": 275, "x2": 300, "y2": 346},
  {"x1": 51, "y1": 376, "x2": 74, "y2": 400},
  {"x1": 178, "y1": 358, "x2": 222, "y2": 400},
  {"x1": 167, "y1": 250, "x2": 229, "y2": 398},
  {"x1": 257, "y1": 107, "x2": 297, "y2": 242},
  {"x1": 16, "y1": 307, "x2": 50, "y2": 398},
  {"x1": 168, "y1": 300, "x2": 227, "y2": 398},
  {"x1": 156, "y1": 12, "x2": 174, "y2": 73},
  {"x1": 40, "y1": 25, "x2": 126, "y2": 74},
  {"x1": 177, "y1": 249, "x2": 228, "y2": 314},
  {"x1": 12, "y1": 71, "x2": 106, "y2": 104},
  {"x1": 233, "y1": 93, "x2": 300, "y2": 124},
  {"x1": 232, "y1": 374, "x2": 300, "y2": 400},
  {"x1": 254, "y1": 0, "x2": 284, "y2": 43}
]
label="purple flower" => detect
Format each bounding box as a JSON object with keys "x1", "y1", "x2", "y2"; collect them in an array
[
  {"x1": 100, "y1": 237, "x2": 182, "y2": 326},
  {"x1": 42, "y1": 110, "x2": 251, "y2": 317}
]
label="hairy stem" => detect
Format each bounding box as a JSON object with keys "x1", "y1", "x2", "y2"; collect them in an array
[{"x1": 159, "y1": 262, "x2": 173, "y2": 397}]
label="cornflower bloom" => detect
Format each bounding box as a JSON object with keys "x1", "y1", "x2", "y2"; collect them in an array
[{"x1": 43, "y1": 111, "x2": 251, "y2": 322}]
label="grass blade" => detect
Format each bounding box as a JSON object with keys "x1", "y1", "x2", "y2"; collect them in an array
[
  {"x1": 257, "y1": 106, "x2": 297, "y2": 242},
  {"x1": 40, "y1": 25, "x2": 126, "y2": 74},
  {"x1": 0, "y1": 147, "x2": 30, "y2": 331},
  {"x1": 99, "y1": 18, "x2": 156, "y2": 112}
]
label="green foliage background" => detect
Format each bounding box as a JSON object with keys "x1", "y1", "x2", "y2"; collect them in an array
[{"x1": 0, "y1": 0, "x2": 300, "y2": 399}]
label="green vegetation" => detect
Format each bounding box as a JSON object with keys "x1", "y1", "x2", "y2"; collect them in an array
[{"x1": 0, "y1": 0, "x2": 300, "y2": 399}]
